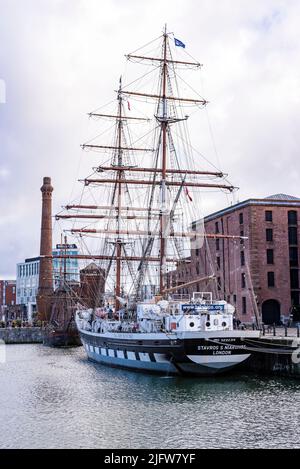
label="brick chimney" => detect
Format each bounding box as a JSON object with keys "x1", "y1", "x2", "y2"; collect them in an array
[{"x1": 37, "y1": 177, "x2": 54, "y2": 321}]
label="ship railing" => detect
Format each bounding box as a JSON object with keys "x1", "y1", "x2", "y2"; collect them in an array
[
  {"x1": 171, "y1": 294, "x2": 190, "y2": 302},
  {"x1": 192, "y1": 292, "x2": 213, "y2": 302}
]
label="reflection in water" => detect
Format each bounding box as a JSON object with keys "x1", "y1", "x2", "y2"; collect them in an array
[{"x1": 0, "y1": 345, "x2": 299, "y2": 448}]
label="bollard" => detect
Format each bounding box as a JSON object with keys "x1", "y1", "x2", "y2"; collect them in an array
[
  {"x1": 273, "y1": 323, "x2": 276, "y2": 336},
  {"x1": 262, "y1": 324, "x2": 265, "y2": 336},
  {"x1": 285, "y1": 326, "x2": 288, "y2": 337}
]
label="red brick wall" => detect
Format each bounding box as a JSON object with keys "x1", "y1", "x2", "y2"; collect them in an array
[
  {"x1": 165, "y1": 200, "x2": 300, "y2": 324},
  {"x1": 0, "y1": 280, "x2": 16, "y2": 306}
]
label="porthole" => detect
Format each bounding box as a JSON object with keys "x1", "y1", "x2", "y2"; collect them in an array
[
  {"x1": 189, "y1": 322, "x2": 195, "y2": 327},
  {"x1": 206, "y1": 321, "x2": 211, "y2": 327},
  {"x1": 222, "y1": 322, "x2": 227, "y2": 327}
]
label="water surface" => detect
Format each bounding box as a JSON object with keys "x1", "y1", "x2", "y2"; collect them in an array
[{"x1": 0, "y1": 345, "x2": 299, "y2": 449}]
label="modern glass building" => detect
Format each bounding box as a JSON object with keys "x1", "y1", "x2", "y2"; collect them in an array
[{"x1": 16, "y1": 244, "x2": 80, "y2": 321}]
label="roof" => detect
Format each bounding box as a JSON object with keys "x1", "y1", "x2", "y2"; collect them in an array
[
  {"x1": 264, "y1": 194, "x2": 300, "y2": 201},
  {"x1": 24, "y1": 257, "x2": 40, "y2": 263},
  {"x1": 80, "y1": 262, "x2": 102, "y2": 273},
  {"x1": 201, "y1": 194, "x2": 300, "y2": 223}
]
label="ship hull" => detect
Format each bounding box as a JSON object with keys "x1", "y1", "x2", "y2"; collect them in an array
[
  {"x1": 43, "y1": 329, "x2": 82, "y2": 347},
  {"x1": 78, "y1": 329, "x2": 260, "y2": 376}
]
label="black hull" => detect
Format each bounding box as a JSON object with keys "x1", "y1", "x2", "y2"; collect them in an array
[{"x1": 78, "y1": 329, "x2": 258, "y2": 376}]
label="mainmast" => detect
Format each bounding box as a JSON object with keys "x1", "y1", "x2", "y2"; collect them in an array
[
  {"x1": 159, "y1": 25, "x2": 168, "y2": 294},
  {"x1": 115, "y1": 77, "x2": 123, "y2": 311}
]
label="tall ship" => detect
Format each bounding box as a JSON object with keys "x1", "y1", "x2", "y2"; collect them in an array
[{"x1": 54, "y1": 27, "x2": 262, "y2": 375}]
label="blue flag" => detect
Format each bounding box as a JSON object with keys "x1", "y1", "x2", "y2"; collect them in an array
[{"x1": 174, "y1": 38, "x2": 186, "y2": 48}]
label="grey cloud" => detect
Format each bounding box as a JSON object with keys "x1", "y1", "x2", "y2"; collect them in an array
[{"x1": 0, "y1": 0, "x2": 299, "y2": 277}]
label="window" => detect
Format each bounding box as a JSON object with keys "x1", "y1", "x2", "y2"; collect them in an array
[
  {"x1": 242, "y1": 297, "x2": 247, "y2": 315},
  {"x1": 291, "y1": 291, "x2": 299, "y2": 306},
  {"x1": 267, "y1": 249, "x2": 274, "y2": 265},
  {"x1": 288, "y1": 227, "x2": 298, "y2": 245},
  {"x1": 290, "y1": 247, "x2": 298, "y2": 267},
  {"x1": 288, "y1": 211, "x2": 297, "y2": 225},
  {"x1": 12, "y1": 287, "x2": 16, "y2": 294},
  {"x1": 196, "y1": 263, "x2": 200, "y2": 275},
  {"x1": 217, "y1": 257, "x2": 221, "y2": 269},
  {"x1": 233, "y1": 294, "x2": 237, "y2": 303},
  {"x1": 241, "y1": 273, "x2": 246, "y2": 289},
  {"x1": 215, "y1": 222, "x2": 219, "y2": 234},
  {"x1": 290, "y1": 269, "x2": 299, "y2": 289},
  {"x1": 266, "y1": 228, "x2": 273, "y2": 242},
  {"x1": 217, "y1": 277, "x2": 221, "y2": 291},
  {"x1": 195, "y1": 248, "x2": 199, "y2": 257},
  {"x1": 240, "y1": 251, "x2": 245, "y2": 266},
  {"x1": 267, "y1": 271, "x2": 275, "y2": 288},
  {"x1": 216, "y1": 239, "x2": 220, "y2": 251},
  {"x1": 240, "y1": 230, "x2": 244, "y2": 245},
  {"x1": 265, "y1": 210, "x2": 273, "y2": 222},
  {"x1": 239, "y1": 213, "x2": 244, "y2": 225}
]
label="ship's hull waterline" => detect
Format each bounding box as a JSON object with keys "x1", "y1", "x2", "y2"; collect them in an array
[{"x1": 78, "y1": 329, "x2": 260, "y2": 376}]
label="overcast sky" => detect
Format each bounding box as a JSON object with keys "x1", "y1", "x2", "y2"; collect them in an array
[{"x1": 1, "y1": 0, "x2": 300, "y2": 278}]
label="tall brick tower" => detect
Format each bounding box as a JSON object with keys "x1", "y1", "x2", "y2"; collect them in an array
[{"x1": 37, "y1": 177, "x2": 54, "y2": 321}]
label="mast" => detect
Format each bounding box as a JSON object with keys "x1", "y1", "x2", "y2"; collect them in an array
[
  {"x1": 115, "y1": 77, "x2": 123, "y2": 311},
  {"x1": 55, "y1": 28, "x2": 240, "y2": 307},
  {"x1": 159, "y1": 24, "x2": 168, "y2": 294}
]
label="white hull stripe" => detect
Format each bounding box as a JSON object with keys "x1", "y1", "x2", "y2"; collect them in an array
[
  {"x1": 187, "y1": 354, "x2": 250, "y2": 368},
  {"x1": 139, "y1": 352, "x2": 151, "y2": 362},
  {"x1": 127, "y1": 351, "x2": 136, "y2": 361},
  {"x1": 154, "y1": 353, "x2": 170, "y2": 363}
]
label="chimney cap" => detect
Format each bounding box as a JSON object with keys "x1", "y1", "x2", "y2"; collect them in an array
[{"x1": 41, "y1": 176, "x2": 53, "y2": 193}]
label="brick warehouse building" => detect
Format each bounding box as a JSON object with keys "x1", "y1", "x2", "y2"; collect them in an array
[
  {"x1": 0, "y1": 280, "x2": 18, "y2": 322},
  {"x1": 0, "y1": 280, "x2": 16, "y2": 307},
  {"x1": 165, "y1": 194, "x2": 300, "y2": 325}
]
